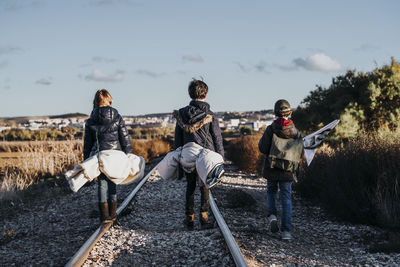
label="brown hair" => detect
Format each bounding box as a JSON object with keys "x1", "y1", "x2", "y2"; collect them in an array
[
  {"x1": 93, "y1": 89, "x2": 113, "y2": 109},
  {"x1": 188, "y1": 79, "x2": 208, "y2": 100}
]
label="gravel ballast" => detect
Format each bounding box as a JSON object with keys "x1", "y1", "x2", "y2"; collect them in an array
[{"x1": 1, "y1": 160, "x2": 399, "y2": 266}]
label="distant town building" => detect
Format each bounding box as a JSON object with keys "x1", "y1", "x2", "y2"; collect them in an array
[
  {"x1": 240, "y1": 119, "x2": 273, "y2": 131},
  {"x1": 0, "y1": 126, "x2": 11, "y2": 132},
  {"x1": 1, "y1": 110, "x2": 276, "y2": 132}
]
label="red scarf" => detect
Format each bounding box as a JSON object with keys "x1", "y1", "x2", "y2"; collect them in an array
[{"x1": 274, "y1": 117, "x2": 293, "y2": 126}]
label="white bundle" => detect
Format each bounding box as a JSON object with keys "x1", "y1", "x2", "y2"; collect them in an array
[{"x1": 65, "y1": 150, "x2": 145, "y2": 192}]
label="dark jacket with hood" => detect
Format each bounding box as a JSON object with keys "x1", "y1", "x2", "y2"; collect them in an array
[
  {"x1": 83, "y1": 106, "x2": 132, "y2": 160},
  {"x1": 258, "y1": 118, "x2": 301, "y2": 181},
  {"x1": 174, "y1": 100, "x2": 224, "y2": 158}
]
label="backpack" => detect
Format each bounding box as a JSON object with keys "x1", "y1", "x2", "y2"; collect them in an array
[{"x1": 267, "y1": 133, "x2": 303, "y2": 173}]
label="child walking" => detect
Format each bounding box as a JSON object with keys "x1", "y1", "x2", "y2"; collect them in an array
[
  {"x1": 258, "y1": 99, "x2": 303, "y2": 240},
  {"x1": 174, "y1": 79, "x2": 224, "y2": 229},
  {"x1": 83, "y1": 89, "x2": 133, "y2": 223}
]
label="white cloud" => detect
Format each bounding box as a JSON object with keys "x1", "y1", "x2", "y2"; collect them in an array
[
  {"x1": 3, "y1": 78, "x2": 11, "y2": 90},
  {"x1": 254, "y1": 61, "x2": 270, "y2": 73},
  {"x1": 35, "y1": 77, "x2": 52, "y2": 85},
  {"x1": 234, "y1": 61, "x2": 270, "y2": 74},
  {"x1": 234, "y1": 61, "x2": 250, "y2": 73},
  {"x1": 84, "y1": 69, "x2": 125, "y2": 82},
  {"x1": 135, "y1": 69, "x2": 165, "y2": 78},
  {"x1": 354, "y1": 44, "x2": 380, "y2": 52},
  {"x1": 0, "y1": 1, "x2": 43, "y2": 11},
  {"x1": 92, "y1": 56, "x2": 117, "y2": 63},
  {"x1": 182, "y1": 55, "x2": 204, "y2": 63},
  {"x1": 88, "y1": 0, "x2": 136, "y2": 6},
  {"x1": 293, "y1": 53, "x2": 342, "y2": 72},
  {"x1": 0, "y1": 45, "x2": 22, "y2": 56},
  {"x1": 274, "y1": 63, "x2": 297, "y2": 72}
]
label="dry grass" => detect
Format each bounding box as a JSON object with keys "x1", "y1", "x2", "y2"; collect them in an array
[
  {"x1": 296, "y1": 134, "x2": 400, "y2": 229},
  {"x1": 0, "y1": 140, "x2": 82, "y2": 153},
  {"x1": 0, "y1": 141, "x2": 82, "y2": 193},
  {"x1": 131, "y1": 138, "x2": 172, "y2": 162},
  {"x1": 225, "y1": 132, "x2": 400, "y2": 229},
  {"x1": 226, "y1": 134, "x2": 264, "y2": 174},
  {"x1": 0, "y1": 136, "x2": 178, "y2": 200},
  {"x1": 0, "y1": 138, "x2": 172, "y2": 195}
]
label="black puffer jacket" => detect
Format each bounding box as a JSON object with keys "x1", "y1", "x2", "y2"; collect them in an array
[
  {"x1": 174, "y1": 100, "x2": 224, "y2": 157},
  {"x1": 83, "y1": 106, "x2": 132, "y2": 160},
  {"x1": 258, "y1": 119, "x2": 301, "y2": 181}
]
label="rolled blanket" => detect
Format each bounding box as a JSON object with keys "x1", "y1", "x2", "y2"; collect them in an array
[
  {"x1": 65, "y1": 150, "x2": 146, "y2": 192},
  {"x1": 157, "y1": 142, "x2": 224, "y2": 185}
]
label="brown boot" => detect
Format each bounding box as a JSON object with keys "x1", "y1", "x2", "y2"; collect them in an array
[
  {"x1": 109, "y1": 201, "x2": 117, "y2": 222},
  {"x1": 200, "y1": 212, "x2": 212, "y2": 229},
  {"x1": 184, "y1": 214, "x2": 194, "y2": 230},
  {"x1": 99, "y1": 202, "x2": 112, "y2": 224}
]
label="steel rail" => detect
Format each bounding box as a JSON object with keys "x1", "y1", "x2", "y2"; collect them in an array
[
  {"x1": 65, "y1": 164, "x2": 159, "y2": 267},
  {"x1": 66, "y1": 163, "x2": 248, "y2": 267},
  {"x1": 209, "y1": 191, "x2": 249, "y2": 267}
]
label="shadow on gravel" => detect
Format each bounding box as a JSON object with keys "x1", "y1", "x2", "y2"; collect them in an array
[
  {"x1": 224, "y1": 188, "x2": 257, "y2": 211},
  {"x1": 0, "y1": 176, "x2": 76, "y2": 221},
  {"x1": 367, "y1": 231, "x2": 400, "y2": 254},
  {"x1": 0, "y1": 230, "x2": 28, "y2": 246}
]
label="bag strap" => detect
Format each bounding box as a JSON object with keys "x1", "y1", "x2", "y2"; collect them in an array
[
  {"x1": 95, "y1": 127, "x2": 102, "y2": 174},
  {"x1": 202, "y1": 120, "x2": 211, "y2": 148},
  {"x1": 95, "y1": 127, "x2": 100, "y2": 154}
]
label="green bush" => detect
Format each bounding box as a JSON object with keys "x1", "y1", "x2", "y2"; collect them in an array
[
  {"x1": 293, "y1": 57, "x2": 400, "y2": 139},
  {"x1": 239, "y1": 126, "x2": 253, "y2": 136}
]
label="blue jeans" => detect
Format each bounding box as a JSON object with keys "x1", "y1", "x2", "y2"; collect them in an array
[
  {"x1": 98, "y1": 173, "x2": 117, "y2": 203},
  {"x1": 267, "y1": 180, "x2": 292, "y2": 232}
]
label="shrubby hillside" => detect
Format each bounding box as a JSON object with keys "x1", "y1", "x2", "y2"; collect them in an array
[
  {"x1": 227, "y1": 58, "x2": 400, "y2": 234},
  {"x1": 293, "y1": 57, "x2": 400, "y2": 139},
  {"x1": 293, "y1": 58, "x2": 400, "y2": 230}
]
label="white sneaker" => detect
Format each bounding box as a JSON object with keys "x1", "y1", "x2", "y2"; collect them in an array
[
  {"x1": 268, "y1": 215, "x2": 279, "y2": 233},
  {"x1": 281, "y1": 231, "x2": 292, "y2": 240}
]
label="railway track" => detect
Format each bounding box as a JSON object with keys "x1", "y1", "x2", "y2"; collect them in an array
[
  {"x1": 3, "y1": 159, "x2": 397, "y2": 266},
  {"x1": 65, "y1": 163, "x2": 248, "y2": 267}
]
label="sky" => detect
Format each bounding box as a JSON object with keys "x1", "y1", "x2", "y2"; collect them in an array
[{"x1": 1, "y1": 0, "x2": 399, "y2": 117}]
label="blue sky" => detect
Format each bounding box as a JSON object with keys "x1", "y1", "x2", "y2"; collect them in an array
[{"x1": 1, "y1": 0, "x2": 399, "y2": 117}]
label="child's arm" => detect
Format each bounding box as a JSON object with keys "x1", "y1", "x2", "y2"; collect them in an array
[
  {"x1": 174, "y1": 123, "x2": 184, "y2": 149},
  {"x1": 258, "y1": 126, "x2": 272, "y2": 154},
  {"x1": 210, "y1": 116, "x2": 224, "y2": 157},
  {"x1": 83, "y1": 121, "x2": 94, "y2": 160}
]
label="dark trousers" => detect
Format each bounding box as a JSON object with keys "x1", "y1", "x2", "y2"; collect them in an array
[
  {"x1": 185, "y1": 171, "x2": 209, "y2": 215},
  {"x1": 98, "y1": 173, "x2": 117, "y2": 203}
]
